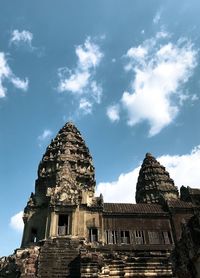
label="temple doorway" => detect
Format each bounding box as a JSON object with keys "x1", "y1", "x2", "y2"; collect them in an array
[
  {"x1": 30, "y1": 228, "x2": 37, "y2": 243},
  {"x1": 58, "y1": 214, "x2": 69, "y2": 236},
  {"x1": 89, "y1": 228, "x2": 98, "y2": 242}
]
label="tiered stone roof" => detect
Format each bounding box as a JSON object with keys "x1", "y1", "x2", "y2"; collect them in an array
[
  {"x1": 136, "y1": 153, "x2": 179, "y2": 204},
  {"x1": 104, "y1": 203, "x2": 165, "y2": 214},
  {"x1": 29, "y1": 122, "x2": 96, "y2": 207}
]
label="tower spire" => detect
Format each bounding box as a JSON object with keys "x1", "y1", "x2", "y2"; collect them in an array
[
  {"x1": 136, "y1": 153, "x2": 179, "y2": 204},
  {"x1": 35, "y1": 121, "x2": 95, "y2": 205}
]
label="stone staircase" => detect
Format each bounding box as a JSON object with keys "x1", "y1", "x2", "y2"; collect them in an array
[
  {"x1": 81, "y1": 250, "x2": 175, "y2": 277},
  {"x1": 37, "y1": 238, "x2": 80, "y2": 278}
]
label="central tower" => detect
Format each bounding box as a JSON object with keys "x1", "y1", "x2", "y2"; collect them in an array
[{"x1": 21, "y1": 122, "x2": 103, "y2": 247}]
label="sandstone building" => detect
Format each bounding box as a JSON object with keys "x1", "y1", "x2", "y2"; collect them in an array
[{"x1": 0, "y1": 122, "x2": 200, "y2": 277}]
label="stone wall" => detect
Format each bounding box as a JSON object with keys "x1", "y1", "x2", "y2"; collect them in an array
[
  {"x1": 173, "y1": 213, "x2": 200, "y2": 278},
  {"x1": 80, "y1": 246, "x2": 174, "y2": 277},
  {"x1": 0, "y1": 246, "x2": 40, "y2": 277}
]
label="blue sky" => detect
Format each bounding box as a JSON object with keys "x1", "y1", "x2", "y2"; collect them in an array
[{"x1": 1, "y1": 0, "x2": 200, "y2": 256}]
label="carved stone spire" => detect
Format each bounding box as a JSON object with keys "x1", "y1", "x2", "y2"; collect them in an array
[
  {"x1": 33, "y1": 122, "x2": 95, "y2": 206},
  {"x1": 21, "y1": 122, "x2": 99, "y2": 247},
  {"x1": 136, "y1": 153, "x2": 179, "y2": 204}
]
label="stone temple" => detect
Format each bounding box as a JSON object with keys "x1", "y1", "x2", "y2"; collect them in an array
[{"x1": 0, "y1": 122, "x2": 200, "y2": 277}]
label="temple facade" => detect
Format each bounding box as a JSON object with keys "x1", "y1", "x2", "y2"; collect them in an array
[{"x1": 1, "y1": 122, "x2": 200, "y2": 278}]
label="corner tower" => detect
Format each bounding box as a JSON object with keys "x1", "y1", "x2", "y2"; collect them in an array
[
  {"x1": 136, "y1": 153, "x2": 179, "y2": 204},
  {"x1": 21, "y1": 122, "x2": 103, "y2": 247}
]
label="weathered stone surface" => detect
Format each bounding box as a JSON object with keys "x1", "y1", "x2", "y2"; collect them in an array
[
  {"x1": 180, "y1": 185, "x2": 200, "y2": 205},
  {"x1": 136, "y1": 153, "x2": 179, "y2": 204},
  {"x1": 173, "y1": 212, "x2": 200, "y2": 278},
  {"x1": 80, "y1": 247, "x2": 173, "y2": 277},
  {"x1": 28, "y1": 121, "x2": 95, "y2": 208},
  {"x1": 0, "y1": 246, "x2": 40, "y2": 277},
  {"x1": 37, "y1": 238, "x2": 80, "y2": 278},
  {"x1": 21, "y1": 122, "x2": 100, "y2": 248}
]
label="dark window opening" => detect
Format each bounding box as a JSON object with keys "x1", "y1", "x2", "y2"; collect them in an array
[
  {"x1": 105, "y1": 230, "x2": 109, "y2": 244},
  {"x1": 121, "y1": 231, "x2": 130, "y2": 244},
  {"x1": 105, "y1": 230, "x2": 118, "y2": 244},
  {"x1": 134, "y1": 230, "x2": 145, "y2": 244},
  {"x1": 111, "y1": 230, "x2": 118, "y2": 244},
  {"x1": 89, "y1": 228, "x2": 98, "y2": 242},
  {"x1": 30, "y1": 228, "x2": 37, "y2": 243},
  {"x1": 162, "y1": 231, "x2": 173, "y2": 244},
  {"x1": 58, "y1": 214, "x2": 69, "y2": 236},
  {"x1": 168, "y1": 231, "x2": 173, "y2": 244}
]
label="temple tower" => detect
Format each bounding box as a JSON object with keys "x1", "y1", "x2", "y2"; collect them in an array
[
  {"x1": 136, "y1": 153, "x2": 179, "y2": 204},
  {"x1": 21, "y1": 122, "x2": 103, "y2": 247}
]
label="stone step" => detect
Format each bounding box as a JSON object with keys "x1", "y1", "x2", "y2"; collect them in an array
[
  {"x1": 81, "y1": 268, "x2": 98, "y2": 272},
  {"x1": 109, "y1": 266, "x2": 172, "y2": 269},
  {"x1": 40, "y1": 248, "x2": 79, "y2": 252},
  {"x1": 38, "y1": 239, "x2": 80, "y2": 278},
  {"x1": 81, "y1": 275, "x2": 99, "y2": 278},
  {"x1": 39, "y1": 255, "x2": 79, "y2": 259},
  {"x1": 104, "y1": 260, "x2": 172, "y2": 266}
]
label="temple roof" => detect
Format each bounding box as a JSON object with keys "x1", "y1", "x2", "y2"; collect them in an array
[
  {"x1": 167, "y1": 199, "x2": 194, "y2": 209},
  {"x1": 104, "y1": 203, "x2": 165, "y2": 214},
  {"x1": 136, "y1": 153, "x2": 179, "y2": 204},
  {"x1": 188, "y1": 187, "x2": 200, "y2": 195},
  {"x1": 33, "y1": 122, "x2": 96, "y2": 205}
]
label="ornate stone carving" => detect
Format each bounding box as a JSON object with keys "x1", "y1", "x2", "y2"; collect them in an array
[{"x1": 24, "y1": 122, "x2": 96, "y2": 209}]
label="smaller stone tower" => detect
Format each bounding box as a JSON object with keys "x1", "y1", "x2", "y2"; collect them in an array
[{"x1": 136, "y1": 153, "x2": 179, "y2": 204}]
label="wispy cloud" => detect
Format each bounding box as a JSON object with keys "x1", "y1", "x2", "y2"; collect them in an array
[
  {"x1": 10, "y1": 30, "x2": 33, "y2": 49},
  {"x1": 79, "y1": 98, "x2": 92, "y2": 114},
  {"x1": 38, "y1": 129, "x2": 53, "y2": 147},
  {"x1": 57, "y1": 36, "x2": 103, "y2": 114},
  {"x1": 11, "y1": 76, "x2": 29, "y2": 91},
  {"x1": 96, "y1": 146, "x2": 200, "y2": 203},
  {"x1": 107, "y1": 104, "x2": 120, "y2": 122},
  {"x1": 0, "y1": 52, "x2": 29, "y2": 98},
  {"x1": 10, "y1": 211, "x2": 24, "y2": 233},
  {"x1": 9, "y1": 29, "x2": 44, "y2": 56},
  {"x1": 153, "y1": 10, "x2": 161, "y2": 24},
  {"x1": 121, "y1": 33, "x2": 197, "y2": 136}
]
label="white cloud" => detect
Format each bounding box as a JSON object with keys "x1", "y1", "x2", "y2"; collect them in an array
[
  {"x1": 158, "y1": 146, "x2": 200, "y2": 189},
  {"x1": 10, "y1": 211, "x2": 24, "y2": 233},
  {"x1": 79, "y1": 98, "x2": 92, "y2": 114},
  {"x1": 59, "y1": 71, "x2": 90, "y2": 93},
  {"x1": 153, "y1": 11, "x2": 161, "y2": 24},
  {"x1": 191, "y1": 94, "x2": 198, "y2": 101},
  {"x1": 9, "y1": 29, "x2": 44, "y2": 56},
  {"x1": 96, "y1": 146, "x2": 200, "y2": 203},
  {"x1": 156, "y1": 30, "x2": 170, "y2": 39},
  {"x1": 121, "y1": 33, "x2": 197, "y2": 136},
  {"x1": 0, "y1": 52, "x2": 29, "y2": 97},
  {"x1": 10, "y1": 30, "x2": 33, "y2": 49},
  {"x1": 75, "y1": 38, "x2": 103, "y2": 70},
  {"x1": 90, "y1": 81, "x2": 102, "y2": 104},
  {"x1": 38, "y1": 129, "x2": 53, "y2": 146},
  {"x1": 127, "y1": 45, "x2": 148, "y2": 60},
  {"x1": 57, "y1": 37, "x2": 103, "y2": 114},
  {"x1": 96, "y1": 167, "x2": 140, "y2": 203},
  {"x1": 107, "y1": 105, "x2": 120, "y2": 122},
  {"x1": 11, "y1": 77, "x2": 29, "y2": 91}
]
